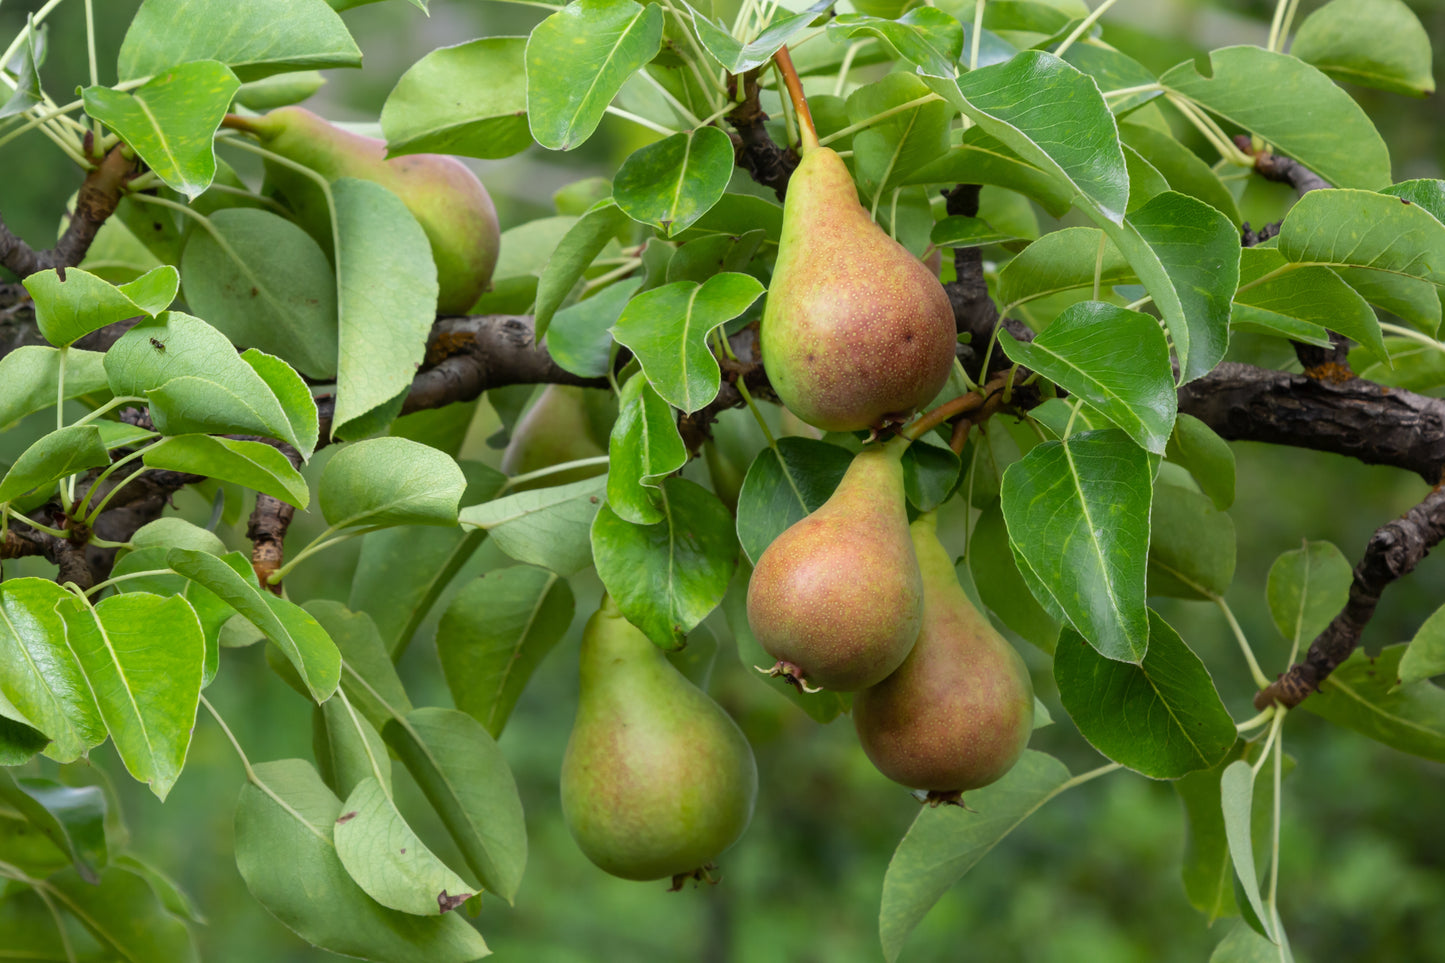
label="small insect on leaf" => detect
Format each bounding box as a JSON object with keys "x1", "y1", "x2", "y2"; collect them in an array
[{"x1": 149, "y1": 337, "x2": 166, "y2": 352}]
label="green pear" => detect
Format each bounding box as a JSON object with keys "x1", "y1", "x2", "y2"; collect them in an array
[
  {"x1": 232, "y1": 107, "x2": 500, "y2": 314},
  {"x1": 560, "y1": 597, "x2": 758, "y2": 884},
  {"x1": 853, "y1": 512, "x2": 1034, "y2": 801},
  {"x1": 761, "y1": 145, "x2": 956, "y2": 432},
  {"x1": 500, "y1": 385, "x2": 613, "y2": 491},
  {"x1": 746, "y1": 436, "x2": 922, "y2": 691}
]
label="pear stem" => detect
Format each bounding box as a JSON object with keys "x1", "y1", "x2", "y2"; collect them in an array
[
  {"x1": 902, "y1": 371, "x2": 1011, "y2": 442},
  {"x1": 773, "y1": 46, "x2": 818, "y2": 152},
  {"x1": 220, "y1": 113, "x2": 261, "y2": 135}
]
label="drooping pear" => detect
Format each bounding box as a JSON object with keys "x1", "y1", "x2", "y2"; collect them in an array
[
  {"x1": 761, "y1": 144, "x2": 956, "y2": 433},
  {"x1": 227, "y1": 107, "x2": 500, "y2": 314},
  {"x1": 501, "y1": 385, "x2": 613, "y2": 490},
  {"x1": 853, "y1": 513, "x2": 1034, "y2": 801},
  {"x1": 560, "y1": 597, "x2": 758, "y2": 885},
  {"x1": 746, "y1": 436, "x2": 922, "y2": 691}
]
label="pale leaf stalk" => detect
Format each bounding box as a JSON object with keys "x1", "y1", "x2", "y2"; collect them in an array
[
  {"x1": 834, "y1": 41, "x2": 865, "y2": 96},
  {"x1": 1380, "y1": 322, "x2": 1445, "y2": 356},
  {"x1": 1212, "y1": 593, "x2": 1272, "y2": 690},
  {"x1": 498, "y1": 455, "x2": 611, "y2": 495},
  {"x1": 603, "y1": 105, "x2": 678, "y2": 137},
  {"x1": 970, "y1": 0, "x2": 986, "y2": 72},
  {"x1": 638, "y1": 67, "x2": 704, "y2": 129},
  {"x1": 1053, "y1": 0, "x2": 1119, "y2": 59},
  {"x1": 84, "y1": 567, "x2": 176, "y2": 598},
  {"x1": 817, "y1": 94, "x2": 945, "y2": 148}
]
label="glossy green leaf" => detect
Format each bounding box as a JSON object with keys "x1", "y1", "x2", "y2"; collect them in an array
[
  {"x1": 1291, "y1": 0, "x2": 1434, "y2": 97},
  {"x1": 690, "y1": 0, "x2": 832, "y2": 72},
  {"x1": 969, "y1": 503, "x2": 1060, "y2": 654},
  {"x1": 1265, "y1": 540, "x2": 1352, "y2": 646},
  {"x1": 1338, "y1": 268, "x2": 1440, "y2": 337},
  {"x1": 0, "y1": 347, "x2": 108, "y2": 428},
  {"x1": 460, "y1": 476, "x2": 605, "y2": 576},
  {"x1": 438, "y1": 567, "x2": 575, "y2": 738},
  {"x1": 332, "y1": 178, "x2": 439, "y2": 438},
  {"x1": 1056, "y1": 609, "x2": 1235, "y2": 777},
  {"x1": 23, "y1": 266, "x2": 177, "y2": 347},
  {"x1": 879, "y1": 751, "x2": 1074, "y2": 962},
  {"x1": 1119, "y1": 124, "x2": 1240, "y2": 224},
  {"x1": 829, "y1": 8, "x2": 963, "y2": 80},
  {"x1": 611, "y1": 273, "x2": 765, "y2": 412},
  {"x1": 178, "y1": 208, "x2": 338, "y2": 379},
  {"x1": 848, "y1": 73, "x2": 954, "y2": 201},
  {"x1": 1001, "y1": 301, "x2": 1175, "y2": 452},
  {"x1": 0, "y1": 773, "x2": 107, "y2": 883},
  {"x1": 533, "y1": 200, "x2": 632, "y2": 339},
  {"x1": 56, "y1": 593, "x2": 204, "y2": 800},
  {"x1": 904, "y1": 127, "x2": 1074, "y2": 218},
  {"x1": 1160, "y1": 46, "x2": 1391, "y2": 191},
  {"x1": 614, "y1": 127, "x2": 734, "y2": 236},
  {"x1": 382, "y1": 37, "x2": 530, "y2": 158},
  {"x1": 1220, "y1": 760, "x2": 1277, "y2": 943},
  {"x1": 1165, "y1": 414, "x2": 1234, "y2": 510},
  {"x1": 734, "y1": 437, "x2": 853, "y2": 566},
  {"x1": 1233, "y1": 247, "x2": 1385, "y2": 363},
  {"x1": 1148, "y1": 483, "x2": 1236, "y2": 600},
  {"x1": 109, "y1": 547, "x2": 227, "y2": 687},
  {"x1": 525, "y1": 0, "x2": 664, "y2": 151},
  {"x1": 0, "y1": 426, "x2": 109, "y2": 504},
  {"x1": 605, "y1": 373, "x2": 687, "y2": 525},
  {"x1": 169, "y1": 549, "x2": 340, "y2": 702},
  {"x1": 334, "y1": 776, "x2": 476, "y2": 916},
  {"x1": 1276, "y1": 188, "x2": 1445, "y2": 285},
  {"x1": 546, "y1": 277, "x2": 640, "y2": 378},
  {"x1": 382, "y1": 708, "x2": 527, "y2": 903},
  {"x1": 0, "y1": 715, "x2": 49, "y2": 766},
  {"x1": 930, "y1": 215, "x2": 1023, "y2": 249},
  {"x1": 234, "y1": 759, "x2": 490, "y2": 961},
  {"x1": 319, "y1": 438, "x2": 465, "y2": 530},
  {"x1": 144, "y1": 435, "x2": 309, "y2": 509},
  {"x1": 49, "y1": 865, "x2": 200, "y2": 962},
  {"x1": 996, "y1": 227, "x2": 1134, "y2": 309},
  {"x1": 82, "y1": 61, "x2": 239, "y2": 199},
  {"x1": 1382, "y1": 179, "x2": 1445, "y2": 224},
  {"x1": 118, "y1": 0, "x2": 362, "y2": 82},
  {"x1": 1001, "y1": 429, "x2": 1152, "y2": 663},
  {"x1": 592, "y1": 478, "x2": 738, "y2": 649},
  {"x1": 244, "y1": 350, "x2": 319, "y2": 460},
  {"x1": 901, "y1": 434, "x2": 961, "y2": 513},
  {"x1": 1398, "y1": 604, "x2": 1445, "y2": 687},
  {"x1": 1305, "y1": 644, "x2": 1445, "y2": 762},
  {"x1": 932, "y1": 50, "x2": 1128, "y2": 222}
]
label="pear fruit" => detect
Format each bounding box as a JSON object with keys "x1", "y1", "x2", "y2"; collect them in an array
[
  {"x1": 746, "y1": 437, "x2": 922, "y2": 691},
  {"x1": 762, "y1": 145, "x2": 956, "y2": 432},
  {"x1": 560, "y1": 597, "x2": 758, "y2": 884},
  {"x1": 853, "y1": 513, "x2": 1033, "y2": 800},
  {"x1": 501, "y1": 385, "x2": 613, "y2": 490},
  {"x1": 231, "y1": 107, "x2": 500, "y2": 314}
]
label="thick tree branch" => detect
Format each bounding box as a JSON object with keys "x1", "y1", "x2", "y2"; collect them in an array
[
  {"x1": 725, "y1": 70, "x2": 798, "y2": 202},
  {"x1": 1255, "y1": 487, "x2": 1445, "y2": 710},
  {"x1": 0, "y1": 146, "x2": 135, "y2": 279}
]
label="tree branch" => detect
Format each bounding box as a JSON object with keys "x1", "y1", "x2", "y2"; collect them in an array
[
  {"x1": 725, "y1": 69, "x2": 798, "y2": 202},
  {"x1": 0, "y1": 146, "x2": 135, "y2": 279}
]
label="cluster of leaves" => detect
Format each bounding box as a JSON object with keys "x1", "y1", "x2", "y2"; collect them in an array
[{"x1": 0, "y1": 0, "x2": 1443, "y2": 960}]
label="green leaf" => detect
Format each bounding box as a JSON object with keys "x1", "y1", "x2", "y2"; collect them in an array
[
  {"x1": 932, "y1": 50, "x2": 1128, "y2": 222},
  {"x1": 1382, "y1": 178, "x2": 1445, "y2": 225},
  {"x1": 1160, "y1": 46, "x2": 1391, "y2": 191},
  {"x1": 533, "y1": 200, "x2": 632, "y2": 339},
  {"x1": 56, "y1": 593, "x2": 204, "y2": 800},
  {"x1": 734, "y1": 438, "x2": 853, "y2": 566},
  {"x1": 1233, "y1": 247, "x2": 1385, "y2": 364},
  {"x1": 382, "y1": 708, "x2": 527, "y2": 903},
  {"x1": 305, "y1": 602, "x2": 414, "y2": 731},
  {"x1": 178, "y1": 208, "x2": 339, "y2": 379},
  {"x1": 690, "y1": 0, "x2": 832, "y2": 73},
  {"x1": 1290, "y1": 0, "x2": 1435, "y2": 97},
  {"x1": 525, "y1": 0, "x2": 664, "y2": 151},
  {"x1": 1211, "y1": 924, "x2": 1287, "y2": 963},
  {"x1": 438, "y1": 567, "x2": 575, "y2": 738},
  {"x1": 901, "y1": 434, "x2": 961, "y2": 513},
  {"x1": 605, "y1": 373, "x2": 687, "y2": 525},
  {"x1": 318, "y1": 438, "x2": 465, "y2": 530},
  {"x1": 0, "y1": 426, "x2": 110, "y2": 504},
  {"x1": 244, "y1": 350, "x2": 320, "y2": 460},
  {"x1": 0, "y1": 17, "x2": 44, "y2": 119},
  {"x1": 996, "y1": 226, "x2": 1134, "y2": 309},
  {"x1": 332, "y1": 178, "x2": 439, "y2": 438},
  {"x1": 1000, "y1": 301, "x2": 1175, "y2": 452},
  {"x1": 1165, "y1": 414, "x2": 1234, "y2": 510},
  {"x1": 905, "y1": 127, "x2": 1074, "y2": 218},
  {"x1": 460, "y1": 476, "x2": 605, "y2": 577},
  {"x1": 0, "y1": 715, "x2": 49, "y2": 766},
  {"x1": 110, "y1": 547, "x2": 229, "y2": 686},
  {"x1": 0, "y1": 773, "x2": 106, "y2": 884},
  {"x1": 1337, "y1": 268, "x2": 1440, "y2": 337},
  {"x1": 1305, "y1": 644, "x2": 1445, "y2": 762},
  {"x1": 334, "y1": 776, "x2": 476, "y2": 916},
  {"x1": 591, "y1": 478, "x2": 738, "y2": 649},
  {"x1": 1398, "y1": 604, "x2": 1445, "y2": 687},
  {"x1": 168, "y1": 549, "x2": 340, "y2": 702},
  {"x1": 545, "y1": 276, "x2": 641, "y2": 377},
  {"x1": 969, "y1": 503, "x2": 1060, "y2": 654},
  {"x1": 1220, "y1": 760, "x2": 1277, "y2": 943},
  {"x1": 315, "y1": 693, "x2": 391, "y2": 798},
  {"x1": 1148, "y1": 483, "x2": 1236, "y2": 600},
  {"x1": 879, "y1": 750, "x2": 1073, "y2": 963},
  {"x1": 1276, "y1": 188, "x2": 1445, "y2": 285},
  {"x1": 829, "y1": 8, "x2": 963, "y2": 80},
  {"x1": 1001, "y1": 429, "x2": 1152, "y2": 663},
  {"x1": 233, "y1": 70, "x2": 327, "y2": 111},
  {"x1": 1119, "y1": 123, "x2": 1240, "y2": 224},
  {"x1": 1056, "y1": 609, "x2": 1236, "y2": 777},
  {"x1": 381, "y1": 37, "x2": 531, "y2": 158},
  {"x1": 49, "y1": 865, "x2": 200, "y2": 962},
  {"x1": 1265, "y1": 540, "x2": 1352, "y2": 646},
  {"x1": 118, "y1": 0, "x2": 362, "y2": 82},
  {"x1": 82, "y1": 61, "x2": 239, "y2": 199},
  {"x1": 610, "y1": 273, "x2": 765, "y2": 412},
  {"x1": 848, "y1": 73, "x2": 954, "y2": 202},
  {"x1": 23, "y1": 265, "x2": 177, "y2": 347},
  {"x1": 613, "y1": 127, "x2": 734, "y2": 236},
  {"x1": 1175, "y1": 757, "x2": 1240, "y2": 922},
  {"x1": 144, "y1": 435, "x2": 309, "y2": 509},
  {"x1": 234, "y1": 759, "x2": 491, "y2": 961},
  {"x1": 0, "y1": 347, "x2": 108, "y2": 428}
]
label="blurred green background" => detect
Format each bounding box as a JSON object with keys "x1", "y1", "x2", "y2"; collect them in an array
[{"x1": 2, "y1": 1, "x2": 1444, "y2": 961}]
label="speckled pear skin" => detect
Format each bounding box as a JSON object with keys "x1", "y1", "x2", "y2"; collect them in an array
[
  {"x1": 853, "y1": 513, "x2": 1034, "y2": 794},
  {"x1": 746, "y1": 438, "x2": 922, "y2": 691},
  {"x1": 560, "y1": 597, "x2": 758, "y2": 883},
  {"x1": 761, "y1": 146, "x2": 956, "y2": 432},
  {"x1": 250, "y1": 107, "x2": 500, "y2": 314}
]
